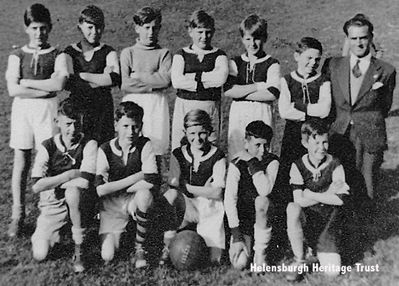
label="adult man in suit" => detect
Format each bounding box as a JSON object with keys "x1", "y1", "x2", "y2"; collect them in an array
[{"x1": 324, "y1": 14, "x2": 396, "y2": 200}]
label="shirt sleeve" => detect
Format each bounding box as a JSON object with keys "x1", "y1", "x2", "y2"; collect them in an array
[
  {"x1": 5, "y1": 55, "x2": 20, "y2": 82},
  {"x1": 265, "y1": 62, "x2": 281, "y2": 95},
  {"x1": 224, "y1": 163, "x2": 241, "y2": 228},
  {"x1": 332, "y1": 164, "x2": 346, "y2": 182},
  {"x1": 95, "y1": 148, "x2": 109, "y2": 187},
  {"x1": 53, "y1": 53, "x2": 69, "y2": 78},
  {"x1": 307, "y1": 81, "x2": 331, "y2": 118},
  {"x1": 278, "y1": 77, "x2": 306, "y2": 121},
  {"x1": 141, "y1": 141, "x2": 157, "y2": 174},
  {"x1": 31, "y1": 144, "x2": 50, "y2": 179},
  {"x1": 80, "y1": 140, "x2": 98, "y2": 181},
  {"x1": 171, "y1": 54, "x2": 197, "y2": 91},
  {"x1": 211, "y1": 157, "x2": 226, "y2": 188},
  {"x1": 289, "y1": 163, "x2": 304, "y2": 190},
  {"x1": 201, "y1": 54, "x2": 229, "y2": 88},
  {"x1": 105, "y1": 50, "x2": 120, "y2": 73}
]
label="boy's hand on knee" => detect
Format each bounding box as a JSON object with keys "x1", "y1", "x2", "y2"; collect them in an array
[{"x1": 327, "y1": 181, "x2": 349, "y2": 195}]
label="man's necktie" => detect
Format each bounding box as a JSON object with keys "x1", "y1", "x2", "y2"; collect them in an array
[{"x1": 352, "y1": 59, "x2": 362, "y2": 78}]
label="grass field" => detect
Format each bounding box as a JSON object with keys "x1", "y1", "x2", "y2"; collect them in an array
[{"x1": 1, "y1": 0, "x2": 399, "y2": 285}]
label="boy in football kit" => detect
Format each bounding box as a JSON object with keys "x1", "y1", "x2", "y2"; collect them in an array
[
  {"x1": 95, "y1": 101, "x2": 159, "y2": 269},
  {"x1": 6, "y1": 3, "x2": 68, "y2": 237},
  {"x1": 225, "y1": 121, "x2": 279, "y2": 269},
  {"x1": 286, "y1": 119, "x2": 350, "y2": 281},
  {"x1": 224, "y1": 14, "x2": 280, "y2": 158},
  {"x1": 31, "y1": 98, "x2": 97, "y2": 273},
  {"x1": 160, "y1": 109, "x2": 226, "y2": 266}
]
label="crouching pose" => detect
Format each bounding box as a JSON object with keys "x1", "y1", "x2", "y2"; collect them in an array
[
  {"x1": 160, "y1": 109, "x2": 226, "y2": 266},
  {"x1": 95, "y1": 102, "x2": 159, "y2": 269},
  {"x1": 31, "y1": 98, "x2": 97, "y2": 273},
  {"x1": 225, "y1": 121, "x2": 279, "y2": 269},
  {"x1": 286, "y1": 119, "x2": 350, "y2": 281}
]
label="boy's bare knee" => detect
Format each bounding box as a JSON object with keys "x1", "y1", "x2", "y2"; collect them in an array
[
  {"x1": 65, "y1": 187, "x2": 80, "y2": 206},
  {"x1": 135, "y1": 189, "x2": 153, "y2": 210},
  {"x1": 255, "y1": 196, "x2": 270, "y2": 213},
  {"x1": 101, "y1": 234, "x2": 116, "y2": 262},
  {"x1": 287, "y1": 202, "x2": 301, "y2": 217},
  {"x1": 163, "y1": 188, "x2": 179, "y2": 205},
  {"x1": 32, "y1": 239, "x2": 50, "y2": 261}
]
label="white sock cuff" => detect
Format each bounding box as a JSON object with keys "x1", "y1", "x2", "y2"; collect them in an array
[{"x1": 71, "y1": 227, "x2": 85, "y2": 245}]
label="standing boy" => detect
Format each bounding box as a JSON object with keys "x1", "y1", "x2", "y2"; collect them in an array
[
  {"x1": 225, "y1": 14, "x2": 280, "y2": 158},
  {"x1": 225, "y1": 121, "x2": 279, "y2": 269},
  {"x1": 323, "y1": 14, "x2": 396, "y2": 199},
  {"x1": 6, "y1": 3, "x2": 68, "y2": 237},
  {"x1": 31, "y1": 98, "x2": 97, "y2": 273}
]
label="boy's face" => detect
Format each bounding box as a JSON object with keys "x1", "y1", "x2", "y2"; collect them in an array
[
  {"x1": 57, "y1": 114, "x2": 82, "y2": 143},
  {"x1": 303, "y1": 133, "x2": 329, "y2": 163},
  {"x1": 241, "y1": 31, "x2": 266, "y2": 56},
  {"x1": 185, "y1": 125, "x2": 210, "y2": 151},
  {"x1": 347, "y1": 25, "x2": 372, "y2": 58},
  {"x1": 245, "y1": 136, "x2": 269, "y2": 160},
  {"x1": 135, "y1": 20, "x2": 161, "y2": 47},
  {"x1": 79, "y1": 21, "x2": 103, "y2": 45},
  {"x1": 294, "y1": 48, "x2": 321, "y2": 76},
  {"x1": 189, "y1": 27, "x2": 214, "y2": 50},
  {"x1": 25, "y1": 22, "x2": 51, "y2": 48},
  {"x1": 115, "y1": 115, "x2": 142, "y2": 147}
]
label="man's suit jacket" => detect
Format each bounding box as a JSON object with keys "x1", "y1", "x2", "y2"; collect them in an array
[{"x1": 325, "y1": 56, "x2": 396, "y2": 152}]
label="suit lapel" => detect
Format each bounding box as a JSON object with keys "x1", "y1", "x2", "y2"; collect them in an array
[
  {"x1": 337, "y1": 57, "x2": 351, "y2": 104},
  {"x1": 354, "y1": 57, "x2": 381, "y2": 105}
]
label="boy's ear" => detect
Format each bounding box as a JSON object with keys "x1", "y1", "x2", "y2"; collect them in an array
[
  {"x1": 134, "y1": 24, "x2": 140, "y2": 33},
  {"x1": 301, "y1": 138, "x2": 308, "y2": 149},
  {"x1": 294, "y1": 51, "x2": 301, "y2": 62}
]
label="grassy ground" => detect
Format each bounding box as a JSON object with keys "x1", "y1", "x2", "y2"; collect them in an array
[{"x1": 1, "y1": 0, "x2": 399, "y2": 285}]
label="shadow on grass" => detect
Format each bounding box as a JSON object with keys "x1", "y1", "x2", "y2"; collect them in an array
[{"x1": 329, "y1": 134, "x2": 399, "y2": 266}]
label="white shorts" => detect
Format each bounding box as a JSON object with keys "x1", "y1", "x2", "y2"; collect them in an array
[
  {"x1": 172, "y1": 97, "x2": 220, "y2": 151},
  {"x1": 10, "y1": 97, "x2": 58, "y2": 150},
  {"x1": 123, "y1": 93, "x2": 170, "y2": 155},
  {"x1": 181, "y1": 194, "x2": 225, "y2": 249},
  {"x1": 31, "y1": 190, "x2": 68, "y2": 245},
  {"x1": 228, "y1": 101, "x2": 273, "y2": 158},
  {"x1": 99, "y1": 192, "x2": 138, "y2": 235}
]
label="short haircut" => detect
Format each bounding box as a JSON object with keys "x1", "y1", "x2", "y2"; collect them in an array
[
  {"x1": 245, "y1": 120, "x2": 273, "y2": 142},
  {"x1": 58, "y1": 98, "x2": 83, "y2": 121},
  {"x1": 133, "y1": 6, "x2": 162, "y2": 26},
  {"x1": 187, "y1": 10, "x2": 215, "y2": 30},
  {"x1": 295, "y1": 37, "x2": 323, "y2": 54},
  {"x1": 24, "y1": 3, "x2": 52, "y2": 29},
  {"x1": 239, "y1": 14, "x2": 268, "y2": 39},
  {"x1": 183, "y1": 109, "x2": 213, "y2": 132},
  {"x1": 79, "y1": 5, "x2": 105, "y2": 28},
  {"x1": 301, "y1": 118, "x2": 329, "y2": 142},
  {"x1": 343, "y1": 13, "x2": 374, "y2": 36},
  {"x1": 115, "y1": 101, "x2": 144, "y2": 122}
]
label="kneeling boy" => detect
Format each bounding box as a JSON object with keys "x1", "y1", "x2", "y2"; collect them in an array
[
  {"x1": 95, "y1": 101, "x2": 159, "y2": 269},
  {"x1": 225, "y1": 121, "x2": 279, "y2": 269},
  {"x1": 31, "y1": 98, "x2": 97, "y2": 273},
  {"x1": 286, "y1": 119, "x2": 350, "y2": 281}
]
